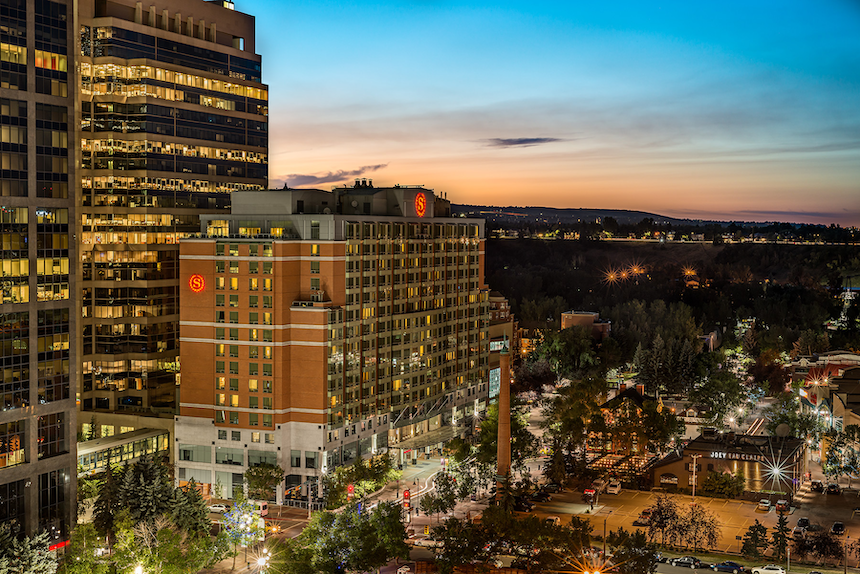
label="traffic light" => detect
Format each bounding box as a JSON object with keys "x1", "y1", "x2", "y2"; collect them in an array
[{"x1": 403, "y1": 489, "x2": 411, "y2": 510}]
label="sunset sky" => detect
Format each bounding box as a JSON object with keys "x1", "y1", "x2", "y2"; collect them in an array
[{"x1": 254, "y1": 0, "x2": 860, "y2": 226}]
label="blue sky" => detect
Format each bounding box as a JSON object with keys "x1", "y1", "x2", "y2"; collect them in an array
[{"x1": 251, "y1": 0, "x2": 860, "y2": 225}]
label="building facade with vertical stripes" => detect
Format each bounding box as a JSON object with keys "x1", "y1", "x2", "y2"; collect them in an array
[{"x1": 175, "y1": 184, "x2": 490, "y2": 501}]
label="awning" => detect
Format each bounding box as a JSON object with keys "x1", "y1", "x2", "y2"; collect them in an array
[{"x1": 390, "y1": 425, "x2": 461, "y2": 451}]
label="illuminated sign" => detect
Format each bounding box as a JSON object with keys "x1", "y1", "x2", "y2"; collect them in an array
[
  {"x1": 415, "y1": 193, "x2": 427, "y2": 217},
  {"x1": 189, "y1": 274, "x2": 205, "y2": 293},
  {"x1": 710, "y1": 451, "x2": 766, "y2": 462}
]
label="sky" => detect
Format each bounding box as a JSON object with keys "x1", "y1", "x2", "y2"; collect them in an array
[{"x1": 251, "y1": 0, "x2": 860, "y2": 226}]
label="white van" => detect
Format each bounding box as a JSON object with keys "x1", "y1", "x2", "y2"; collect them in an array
[{"x1": 253, "y1": 500, "x2": 269, "y2": 517}]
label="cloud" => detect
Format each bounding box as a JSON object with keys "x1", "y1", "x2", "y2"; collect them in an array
[
  {"x1": 480, "y1": 137, "x2": 564, "y2": 148},
  {"x1": 281, "y1": 164, "x2": 388, "y2": 187}
]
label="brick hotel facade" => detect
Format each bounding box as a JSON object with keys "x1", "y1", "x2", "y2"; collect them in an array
[{"x1": 175, "y1": 184, "x2": 491, "y2": 501}]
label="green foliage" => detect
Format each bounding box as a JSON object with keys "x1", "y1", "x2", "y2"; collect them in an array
[
  {"x1": 809, "y1": 530, "x2": 843, "y2": 562},
  {"x1": 118, "y1": 453, "x2": 174, "y2": 526},
  {"x1": 271, "y1": 502, "x2": 408, "y2": 574},
  {"x1": 60, "y1": 523, "x2": 110, "y2": 574},
  {"x1": 0, "y1": 524, "x2": 57, "y2": 574},
  {"x1": 742, "y1": 520, "x2": 769, "y2": 558},
  {"x1": 607, "y1": 528, "x2": 659, "y2": 574},
  {"x1": 772, "y1": 513, "x2": 790, "y2": 560},
  {"x1": 645, "y1": 494, "x2": 679, "y2": 546},
  {"x1": 244, "y1": 462, "x2": 285, "y2": 501},
  {"x1": 76, "y1": 465, "x2": 101, "y2": 518},
  {"x1": 643, "y1": 496, "x2": 718, "y2": 551},
  {"x1": 223, "y1": 495, "x2": 265, "y2": 550},
  {"x1": 170, "y1": 479, "x2": 210, "y2": 537},
  {"x1": 762, "y1": 392, "x2": 823, "y2": 439},
  {"x1": 688, "y1": 367, "x2": 747, "y2": 425},
  {"x1": 322, "y1": 454, "x2": 401, "y2": 509},
  {"x1": 513, "y1": 358, "x2": 557, "y2": 393},
  {"x1": 700, "y1": 470, "x2": 745, "y2": 498},
  {"x1": 536, "y1": 325, "x2": 601, "y2": 379},
  {"x1": 475, "y1": 401, "x2": 539, "y2": 474}
]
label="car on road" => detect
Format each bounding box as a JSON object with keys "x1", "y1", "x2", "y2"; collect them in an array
[
  {"x1": 671, "y1": 556, "x2": 701, "y2": 569},
  {"x1": 775, "y1": 499, "x2": 790, "y2": 513},
  {"x1": 606, "y1": 479, "x2": 622, "y2": 495},
  {"x1": 797, "y1": 517, "x2": 810, "y2": 529},
  {"x1": 412, "y1": 537, "x2": 443, "y2": 548},
  {"x1": 757, "y1": 499, "x2": 771, "y2": 511},
  {"x1": 530, "y1": 491, "x2": 552, "y2": 502},
  {"x1": 207, "y1": 503, "x2": 229, "y2": 514},
  {"x1": 827, "y1": 483, "x2": 841, "y2": 495},
  {"x1": 831, "y1": 522, "x2": 846, "y2": 535},
  {"x1": 712, "y1": 561, "x2": 745, "y2": 573},
  {"x1": 791, "y1": 526, "x2": 806, "y2": 540},
  {"x1": 751, "y1": 565, "x2": 785, "y2": 574},
  {"x1": 633, "y1": 509, "x2": 652, "y2": 526},
  {"x1": 810, "y1": 480, "x2": 824, "y2": 493}
]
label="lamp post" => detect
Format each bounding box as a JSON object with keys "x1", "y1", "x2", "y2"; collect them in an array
[
  {"x1": 690, "y1": 453, "x2": 702, "y2": 503},
  {"x1": 256, "y1": 548, "x2": 271, "y2": 574},
  {"x1": 602, "y1": 511, "x2": 612, "y2": 556}
]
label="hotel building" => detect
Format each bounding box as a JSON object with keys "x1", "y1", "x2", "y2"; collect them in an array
[
  {"x1": 175, "y1": 183, "x2": 490, "y2": 500},
  {"x1": 77, "y1": 0, "x2": 267, "y2": 438},
  {"x1": 0, "y1": 0, "x2": 78, "y2": 540}
]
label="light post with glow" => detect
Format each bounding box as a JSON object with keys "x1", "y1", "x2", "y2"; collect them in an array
[{"x1": 690, "y1": 453, "x2": 702, "y2": 503}]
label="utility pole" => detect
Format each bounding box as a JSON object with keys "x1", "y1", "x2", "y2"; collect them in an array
[
  {"x1": 690, "y1": 453, "x2": 702, "y2": 503},
  {"x1": 495, "y1": 339, "x2": 512, "y2": 501}
]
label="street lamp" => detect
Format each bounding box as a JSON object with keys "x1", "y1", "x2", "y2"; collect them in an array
[
  {"x1": 134, "y1": 566, "x2": 143, "y2": 574},
  {"x1": 256, "y1": 548, "x2": 271, "y2": 573},
  {"x1": 690, "y1": 453, "x2": 702, "y2": 503}
]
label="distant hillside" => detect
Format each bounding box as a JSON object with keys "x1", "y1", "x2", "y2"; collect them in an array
[{"x1": 452, "y1": 204, "x2": 735, "y2": 226}]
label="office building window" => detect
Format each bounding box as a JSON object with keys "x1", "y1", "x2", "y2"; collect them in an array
[
  {"x1": 249, "y1": 413, "x2": 258, "y2": 426},
  {"x1": 218, "y1": 430, "x2": 227, "y2": 440},
  {"x1": 38, "y1": 413, "x2": 66, "y2": 460},
  {"x1": 291, "y1": 450, "x2": 300, "y2": 467}
]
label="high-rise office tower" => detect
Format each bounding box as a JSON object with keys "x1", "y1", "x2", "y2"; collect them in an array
[
  {"x1": 175, "y1": 184, "x2": 490, "y2": 501},
  {"x1": 77, "y1": 0, "x2": 267, "y2": 435},
  {"x1": 0, "y1": 0, "x2": 78, "y2": 540}
]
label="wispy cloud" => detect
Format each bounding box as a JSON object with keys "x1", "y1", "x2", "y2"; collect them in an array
[
  {"x1": 480, "y1": 137, "x2": 564, "y2": 148},
  {"x1": 280, "y1": 164, "x2": 388, "y2": 187}
]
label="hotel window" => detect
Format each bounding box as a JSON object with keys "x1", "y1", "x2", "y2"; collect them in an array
[
  {"x1": 216, "y1": 377, "x2": 226, "y2": 389},
  {"x1": 249, "y1": 396, "x2": 258, "y2": 409},
  {"x1": 249, "y1": 413, "x2": 258, "y2": 426},
  {"x1": 216, "y1": 311, "x2": 225, "y2": 323},
  {"x1": 218, "y1": 429, "x2": 227, "y2": 440},
  {"x1": 229, "y1": 362, "x2": 239, "y2": 374},
  {"x1": 216, "y1": 328, "x2": 225, "y2": 340},
  {"x1": 305, "y1": 452, "x2": 317, "y2": 469},
  {"x1": 263, "y1": 364, "x2": 273, "y2": 377},
  {"x1": 265, "y1": 433, "x2": 274, "y2": 444},
  {"x1": 249, "y1": 329, "x2": 258, "y2": 341},
  {"x1": 230, "y1": 395, "x2": 239, "y2": 407},
  {"x1": 249, "y1": 278, "x2": 258, "y2": 290},
  {"x1": 263, "y1": 397, "x2": 272, "y2": 410},
  {"x1": 263, "y1": 415, "x2": 272, "y2": 427},
  {"x1": 311, "y1": 261, "x2": 320, "y2": 274},
  {"x1": 229, "y1": 295, "x2": 239, "y2": 307},
  {"x1": 263, "y1": 296, "x2": 272, "y2": 308},
  {"x1": 249, "y1": 346, "x2": 259, "y2": 358},
  {"x1": 263, "y1": 330, "x2": 273, "y2": 342},
  {"x1": 216, "y1": 295, "x2": 225, "y2": 306},
  {"x1": 229, "y1": 311, "x2": 239, "y2": 324},
  {"x1": 249, "y1": 295, "x2": 258, "y2": 308},
  {"x1": 263, "y1": 279, "x2": 272, "y2": 291},
  {"x1": 232, "y1": 431, "x2": 241, "y2": 441},
  {"x1": 229, "y1": 244, "x2": 239, "y2": 257},
  {"x1": 229, "y1": 412, "x2": 239, "y2": 425},
  {"x1": 263, "y1": 244, "x2": 273, "y2": 257},
  {"x1": 262, "y1": 262, "x2": 272, "y2": 274},
  {"x1": 216, "y1": 277, "x2": 225, "y2": 290},
  {"x1": 215, "y1": 361, "x2": 224, "y2": 373},
  {"x1": 311, "y1": 244, "x2": 320, "y2": 256},
  {"x1": 216, "y1": 244, "x2": 225, "y2": 256},
  {"x1": 263, "y1": 346, "x2": 273, "y2": 359},
  {"x1": 249, "y1": 363, "x2": 259, "y2": 376},
  {"x1": 215, "y1": 261, "x2": 225, "y2": 273},
  {"x1": 249, "y1": 261, "x2": 258, "y2": 273},
  {"x1": 249, "y1": 313, "x2": 259, "y2": 325},
  {"x1": 229, "y1": 378, "x2": 239, "y2": 391},
  {"x1": 230, "y1": 278, "x2": 238, "y2": 290},
  {"x1": 263, "y1": 380, "x2": 272, "y2": 393},
  {"x1": 229, "y1": 262, "x2": 239, "y2": 274},
  {"x1": 251, "y1": 432, "x2": 260, "y2": 443},
  {"x1": 229, "y1": 345, "x2": 239, "y2": 357},
  {"x1": 249, "y1": 245, "x2": 259, "y2": 256},
  {"x1": 263, "y1": 313, "x2": 272, "y2": 325},
  {"x1": 216, "y1": 411, "x2": 225, "y2": 423},
  {"x1": 216, "y1": 344, "x2": 225, "y2": 356},
  {"x1": 311, "y1": 278, "x2": 320, "y2": 291},
  {"x1": 249, "y1": 379, "x2": 258, "y2": 392},
  {"x1": 229, "y1": 329, "x2": 239, "y2": 340},
  {"x1": 216, "y1": 394, "x2": 225, "y2": 406}
]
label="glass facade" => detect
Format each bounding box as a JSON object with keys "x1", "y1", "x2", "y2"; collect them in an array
[{"x1": 78, "y1": 6, "x2": 267, "y2": 415}]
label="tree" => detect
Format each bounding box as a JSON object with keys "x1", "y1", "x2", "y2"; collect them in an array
[
  {"x1": 810, "y1": 530, "x2": 843, "y2": 564},
  {"x1": 244, "y1": 463, "x2": 285, "y2": 501},
  {"x1": 0, "y1": 524, "x2": 58, "y2": 574},
  {"x1": 475, "y1": 401, "x2": 539, "y2": 478},
  {"x1": 761, "y1": 392, "x2": 823, "y2": 439},
  {"x1": 77, "y1": 465, "x2": 101, "y2": 518},
  {"x1": 688, "y1": 369, "x2": 746, "y2": 426},
  {"x1": 513, "y1": 359, "x2": 556, "y2": 394},
  {"x1": 701, "y1": 470, "x2": 745, "y2": 498},
  {"x1": 536, "y1": 325, "x2": 600, "y2": 380},
  {"x1": 60, "y1": 523, "x2": 111, "y2": 574},
  {"x1": 645, "y1": 495, "x2": 680, "y2": 546},
  {"x1": 742, "y1": 520, "x2": 769, "y2": 558},
  {"x1": 679, "y1": 503, "x2": 719, "y2": 552},
  {"x1": 92, "y1": 465, "x2": 122, "y2": 539},
  {"x1": 223, "y1": 496, "x2": 264, "y2": 570},
  {"x1": 607, "y1": 528, "x2": 659, "y2": 574},
  {"x1": 772, "y1": 513, "x2": 790, "y2": 560},
  {"x1": 170, "y1": 479, "x2": 211, "y2": 537}
]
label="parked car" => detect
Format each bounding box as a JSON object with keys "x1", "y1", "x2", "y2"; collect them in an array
[
  {"x1": 633, "y1": 509, "x2": 652, "y2": 526},
  {"x1": 797, "y1": 517, "x2": 810, "y2": 529},
  {"x1": 591, "y1": 478, "x2": 608, "y2": 494},
  {"x1": 792, "y1": 526, "x2": 807, "y2": 541},
  {"x1": 757, "y1": 499, "x2": 771, "y2": 511},
  {"x1": 806, "y1": 523, "x2": 823, "y2": 533},
  {"x1": 827, "y1": 483, "x2": 841, "y2": 495},
  {"x1": 831, "y1": 522, "x2": 846, "y2": 535},
  {"x1": 542, "y1": 483, "x2": 563, "y2": 493},
  {"x1": 530, "y1": 491, "x2": 552, "y2": 502},
  {"x1": 775, "y1": 499, "x2": 790, "y2": 512},
  {"x1": 751, "y1": 565, "x2": 786, "y2": 574},
  {"x1": 545, "y1": 516, "x2": 561, "y2": 526},
  {"x1": 207, "y1": 503, "x2": 229, "y2": 514},
  {"x1": 671, "y1": 556, "x2": 701, "y2": 569},
  {"x1": 810, "y1": 480, "x2": 825, "y2": 493},
  {"x1": 606, "y1": 479, "x2": 622, "y2": 495},
  {"x1": 396, "y1": 567, "x2": 412, "y2": 574},
  {"x1": 712, "y1": 561, "x2": 745, "y2": 573}
]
